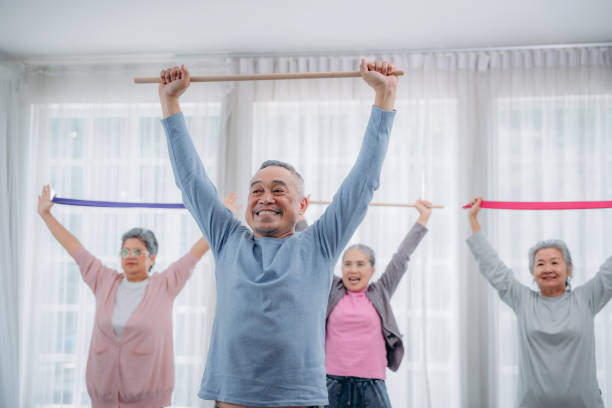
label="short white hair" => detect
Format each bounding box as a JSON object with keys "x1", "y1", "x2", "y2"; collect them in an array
[{"x1": 528, "y1": 239, "x2": 573, "y2": 274}]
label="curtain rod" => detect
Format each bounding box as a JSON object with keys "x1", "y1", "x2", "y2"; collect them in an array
[
  {"x1": 14, "y1": 42, "x2": 612, "y2": 66},
  {"x1": 185, "y1": 42, "x2": 612, "y2": 58}
]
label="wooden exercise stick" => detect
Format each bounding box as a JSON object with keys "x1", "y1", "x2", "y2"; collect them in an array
[
  {"x1": 134, "y1": 70, "x2": 405, "y2": 84},
  {"x1": 309, "y1": 200, "x2": 444, "y2": 209}
]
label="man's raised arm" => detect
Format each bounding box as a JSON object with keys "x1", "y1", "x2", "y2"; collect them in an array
[
  {"x1": 313, "y1": 59, "x2": 399, "y2": 259},
  {"x1": 159, "y1": 65, "x2": 237, "y2": 254}
]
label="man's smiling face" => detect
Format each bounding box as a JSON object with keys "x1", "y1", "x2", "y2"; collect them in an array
[{"x1": 246, "y1": 165, "x2": 307, "y2": 239}]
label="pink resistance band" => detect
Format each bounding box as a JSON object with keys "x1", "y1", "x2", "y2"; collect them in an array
[{"x1": 462, "y1": 201, "x2": 612, "y2": 210}]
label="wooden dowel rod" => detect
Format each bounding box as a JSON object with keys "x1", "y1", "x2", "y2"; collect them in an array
[
  {"x1": 309, "y1": 200, "x2": 444, "y2": 209},
  {"x1": 134, "y1": 70, "x2": 404, "y2": 84}
]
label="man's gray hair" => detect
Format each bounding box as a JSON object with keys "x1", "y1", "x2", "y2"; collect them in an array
[
  {"x1": 121, "y1": 227, "x2": 159, "y2": 256},
  {"x1": 528, "y1": 239, "x2": 573, "y2": 274},
  {"x1": 259, "y1": 160, "x2": 304, "y2": 196},
  {"x1": 343, "y1": 243, "x2": 376, "y2": 267}
]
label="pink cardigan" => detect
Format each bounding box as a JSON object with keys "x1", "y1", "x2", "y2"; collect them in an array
[{"x1": 72, "y1": 247, "x2": 198, "y2": 408}]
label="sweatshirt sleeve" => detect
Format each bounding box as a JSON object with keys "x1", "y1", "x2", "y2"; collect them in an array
[
  {"x1": 312, "y1": 106, "x2": 395, "y2": 261},
  {"x1": 160, "y1": 252, "x2": 200, "y2": 299},
  {"x1": 378, "y1": 222, "x2": 428, "y2": 297},
  {"x1": 466, "y1": 231, "x2": 529, "y2": 311},
  {"x1": 162, "y1": 112, "x2": 240, "y2": 256},
  {"x1": 575, "y1": 255, "x2": 612, "y2": 314},
  {"x1": 72, "y1": 247, "x2": 118, "y2": 295}
]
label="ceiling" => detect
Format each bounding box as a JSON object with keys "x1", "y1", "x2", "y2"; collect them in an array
[{"x1": 1, "y1": 0, "x2": 611, "y2": 59}]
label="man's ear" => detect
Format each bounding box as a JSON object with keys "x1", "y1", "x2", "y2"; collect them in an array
[{"x1": 299, "y1": 194, "x2": 309, "y2": 216}]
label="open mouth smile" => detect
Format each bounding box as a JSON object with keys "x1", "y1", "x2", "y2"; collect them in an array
[{"x1": 254, "y1": 208, "x2": 281, "y2": 216}]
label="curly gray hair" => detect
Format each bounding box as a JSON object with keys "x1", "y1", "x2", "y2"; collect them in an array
[{"x1": 121, "y1": 227, "x2": 158, "y2": 256}]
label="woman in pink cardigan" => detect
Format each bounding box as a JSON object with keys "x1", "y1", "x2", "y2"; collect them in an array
[{"x1": 37, "y1": 185, "x2": 239, "y2": 408}]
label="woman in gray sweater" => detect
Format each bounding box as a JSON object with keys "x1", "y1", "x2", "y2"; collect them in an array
[{"x1": 466, "y1": 196, "x2": 612, "y2": 408}]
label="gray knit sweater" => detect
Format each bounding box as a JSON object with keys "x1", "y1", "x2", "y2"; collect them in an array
[{"x1": 467, "y1": 230, "x2": 612, "y2": 408}]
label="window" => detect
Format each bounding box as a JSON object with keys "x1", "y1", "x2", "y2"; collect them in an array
[
  {"x1": 30, "y1": 102, "x2": 222, "y2": 407},
  {"x1": 492, "y1": 95, "x2": 612, "y2": 407}
]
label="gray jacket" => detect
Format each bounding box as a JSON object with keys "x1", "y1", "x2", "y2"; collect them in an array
[{"x1": 326, "y1": 222, "x2": 428, "y2": 371}]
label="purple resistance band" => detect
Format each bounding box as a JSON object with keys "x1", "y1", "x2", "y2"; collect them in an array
[{"x1": 52, "y1": 197, "x2": 186, "y2": 209}]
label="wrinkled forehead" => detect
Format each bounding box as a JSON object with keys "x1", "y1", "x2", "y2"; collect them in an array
[
  {"x1": 535, "y1": 247, "x2": 564, "y2": 261},
  {"x1": 250, "y1": 166, "x2": 300, "y2": 191}
]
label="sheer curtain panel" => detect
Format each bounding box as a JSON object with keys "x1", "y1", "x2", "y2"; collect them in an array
[
  {"x1": 4, "y1": 45, "x2": 612, "y2": 408},
  {"x1": 0, "y1": 61, "x2": 26, "y2": 408},
  {"x1": 18, "y1": 59, "x2": 232, "y2": 408}
]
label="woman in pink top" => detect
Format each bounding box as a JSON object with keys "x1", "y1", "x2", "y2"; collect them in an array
[
  {"x1": 37, "y1": 185, "x2": 239, "y2": 408},
  {"x1": 324, "y1": 200, "x2": 432, "y2": 408}
]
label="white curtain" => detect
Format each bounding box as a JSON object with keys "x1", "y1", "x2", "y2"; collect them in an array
[
  {"x1": 3, "y1": 45, "x2": 612, "y2": 408},
  {"x1": 481, "y1": 47, "x2": 612, "y2": 407},
  {"x1": 0, "y1": 61, "x2": 26, "y2": 408},
  {"x1": 17, "y1": 59, "x2": 231, "y2": 408},
  {"x1": 233, "y1": 54, "x2": 471, "y2": 408},
  {"x1": 230, "y1": 48, "x2": 612, "y2": 408}
]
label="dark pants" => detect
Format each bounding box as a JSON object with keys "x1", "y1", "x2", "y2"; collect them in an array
[
  {"x1": 215, "y1": 404, "x2": 323, "y2": 408},
  {"x1": 325, "y1": 375, "x2": 392, "y2": 408}
]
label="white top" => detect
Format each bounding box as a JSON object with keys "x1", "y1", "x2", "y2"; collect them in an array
[{"x1": 111, "y1": 277, "x2": 149, "y2": 339}]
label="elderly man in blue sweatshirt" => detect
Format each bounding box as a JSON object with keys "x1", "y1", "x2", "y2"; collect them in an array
[{"x1": 158, "y1": 59, "x2": 398, "y2": 408}]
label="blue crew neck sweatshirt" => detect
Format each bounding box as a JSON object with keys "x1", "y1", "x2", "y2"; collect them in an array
[{"x1": 162, "y1": 106, "x2": 396, "y2": 407}]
